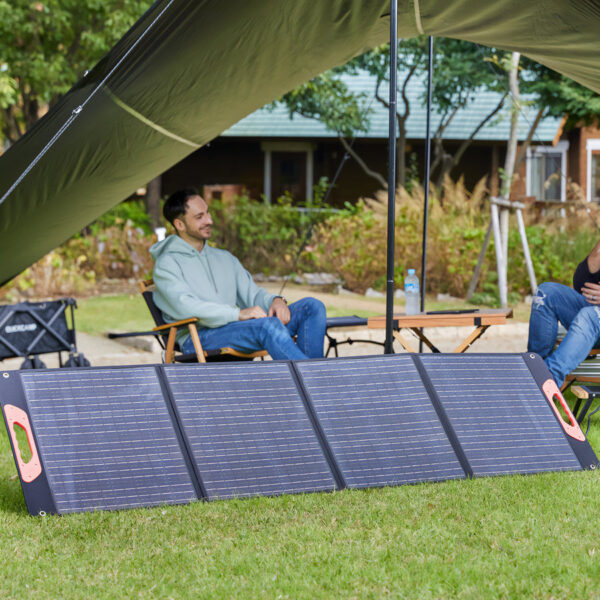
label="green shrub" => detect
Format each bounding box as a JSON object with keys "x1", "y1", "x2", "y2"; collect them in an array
[
  {"x1": 208, "y1": 182, "x2": 335, "y2": 275},
  {"x1": 312, "y1": 177, "x2": 490, "y2": 294},
  {"x1": 311, "y1": 177, "x2": 599, "y2": 298},
  {"x1": 0, "y1": 221, "x2": 154, "y2": 301},
  {"x1": 2, "y1": 176, "x2": 598, "y2": 303},
  {"x1": 89, "y1": 199, "x2": 152, "y2": 234}
]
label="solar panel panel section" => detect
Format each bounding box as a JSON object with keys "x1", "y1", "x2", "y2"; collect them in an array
[
  {"x1": 418, "y1": 354, "x2": 582, "y2": 476},
  {"x1": 19, "y1": 367, "x2": 198, "y2": 514},
  {"x1": 295, "y1": 356, "x2": 466, "y2": 488},
  {"x1": 163, "y1": 363, "x2": 337, "y2": 500}
]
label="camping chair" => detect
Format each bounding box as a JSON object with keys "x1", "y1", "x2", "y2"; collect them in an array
[{"x1": 139, "y1": 279, "x2": 268, "y2": 364}]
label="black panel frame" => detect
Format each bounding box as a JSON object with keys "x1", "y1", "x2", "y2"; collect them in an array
[
  {"x1": 155, "y1": 366, "x2": 207, "y2": 500},
  {"x1": 288, "y1": 362, "x2": 346, "y2": 490},
  {"x1": 0, "y1": 369, "x2": 57, "y2": 515},
  {"x1": 523, "y1": 352, "x2": 600, "y2": 470}
]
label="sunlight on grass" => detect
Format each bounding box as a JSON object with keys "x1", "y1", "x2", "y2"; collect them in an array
[
  {"x1": 75, "y1": 294, "x2": 155, "y2": 336},
  {"x1": 0, "y1": 405, "x2": 599, "y2": 598}
]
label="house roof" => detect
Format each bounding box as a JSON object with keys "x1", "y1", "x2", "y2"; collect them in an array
[{"x1": 223, "y1": 71, "x2": 562, "y2": 142}]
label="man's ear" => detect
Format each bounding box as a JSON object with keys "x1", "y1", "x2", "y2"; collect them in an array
[{"x1": 173, "y1": 217, "x2": 185, "y2": 233}]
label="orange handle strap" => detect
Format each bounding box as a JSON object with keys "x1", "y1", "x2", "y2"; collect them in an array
[
  {"x1": 542, "y1": 379, "x2": 585, "y2": 442},
  {"x1": 3, "y1": 404, "x2": 42, "y2": 482}
]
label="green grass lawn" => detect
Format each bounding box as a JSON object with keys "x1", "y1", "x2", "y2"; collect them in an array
[
  {"x1": 3, "y1": 293, "x2": 593, "y2": 598},
  {"x1": 0, "y1": 395, "x2": 599, "y2": 598},
  {"x1": 73, "y1": 293, "x2": 531, "y2": 339},
  {"x1": 75, "y1": 294, "x2": 155, "y2": 337}
]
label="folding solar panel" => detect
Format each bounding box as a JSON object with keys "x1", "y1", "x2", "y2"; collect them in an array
[
  {"x1": 0, "y1": 367, "x2": 199, "y2": 515},
  {"x1": 417, "y1": 353, "x2": 596, "y2": 476},
  {"x1": 163, "y1": 362, "x2": 338, "y2": 499},
  {"x1": 1, "y1": 352, "x2": 597, "y2": 516},
  {"x1": 295, "y1": 355, "x2": 466, "y2": 488}
]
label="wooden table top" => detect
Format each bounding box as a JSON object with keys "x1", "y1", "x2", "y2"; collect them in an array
[{"x1": 367, "y1": 308, "x2": 513, "y2": 329}]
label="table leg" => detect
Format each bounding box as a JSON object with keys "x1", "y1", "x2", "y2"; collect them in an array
[
  {"x1": 453, "y1": 325, "x2": 489, "y2": 353},
  {"x1": 392, "y1": 330, "x2": 417, "y2": 353},
  {"x1": 409, "y1": 328, "x2": 441, "y2": 353}
]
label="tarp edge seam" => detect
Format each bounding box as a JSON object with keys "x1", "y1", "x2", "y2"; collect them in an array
[
  {"x1": 106, "y1": 89, "x2": 201, "y2": 149},
  {"x1": 414, "y1": 0, "x2": 425, "y2": 35}
]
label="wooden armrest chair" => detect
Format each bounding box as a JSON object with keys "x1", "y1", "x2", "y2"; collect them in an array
[{"x1": 140, "y1": 279, "x2": 267, "y2": 364}]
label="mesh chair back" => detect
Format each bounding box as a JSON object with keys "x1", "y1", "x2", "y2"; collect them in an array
[{"x1": 141, "y1": 289, "x2": 167, "y2": 328}]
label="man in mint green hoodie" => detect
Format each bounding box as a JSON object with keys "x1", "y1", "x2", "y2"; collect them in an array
[{"x1": 150, "y1": 188, "x2": 326, "y2": 360}]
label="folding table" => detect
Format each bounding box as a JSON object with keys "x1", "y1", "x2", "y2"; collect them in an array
[{"x1": 367, "y1": 308, "x2": 513, "y2": 353}]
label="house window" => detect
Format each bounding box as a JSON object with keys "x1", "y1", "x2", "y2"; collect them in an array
[
  {"x1": 261, "y1": 142, "x2": 314, "y2": 204},
  {"x1": 526, "y1": 141, "x2": 568, "y2": 202},
  {"x1": 587, "y1": 139, "x2": 600, "y2": 203},
  {"x1": 271, "y1": 152, "x2": 306, "y2": 201}
]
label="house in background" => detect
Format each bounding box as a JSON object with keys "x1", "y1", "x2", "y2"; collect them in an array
[{"x1": 160, "y1": 72, "x2": 598, "y2": 207}]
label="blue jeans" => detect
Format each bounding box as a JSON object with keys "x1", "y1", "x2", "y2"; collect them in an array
[
  {"x1": 182, "y1": 297, "x2": 326, "y2": 360},
  {"x1": 527, "y1": 282, "x2": 600, "y2": 386}
]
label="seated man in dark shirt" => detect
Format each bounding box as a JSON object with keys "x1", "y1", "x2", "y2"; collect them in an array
[{"x1": 528, "y1": 240, "x2": 600, "y2": 386}]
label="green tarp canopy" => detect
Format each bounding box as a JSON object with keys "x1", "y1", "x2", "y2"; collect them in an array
[{"x1": 1, "y1": 0, "x2": 599, "y2": 286}]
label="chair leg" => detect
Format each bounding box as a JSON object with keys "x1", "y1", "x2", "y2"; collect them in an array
[
  {"x1": 165, "y1": 327, "x2": 177, "y2": 364},
  {"x1": 188, "y1": 324, "x2": 206, "y2": 363}
]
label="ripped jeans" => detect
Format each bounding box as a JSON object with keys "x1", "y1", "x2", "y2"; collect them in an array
[{"x1": 528, "y1": 282, "x2": 600, "y2": 386}]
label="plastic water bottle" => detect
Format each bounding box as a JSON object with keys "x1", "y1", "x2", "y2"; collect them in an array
[{"x1": 404, "y1": 269, "x2": 420, "y2": 315}]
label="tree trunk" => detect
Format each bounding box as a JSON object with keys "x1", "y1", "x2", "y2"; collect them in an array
[
  {"x1": 498, "y1": 51, "x2": 521, "y2": 308},
  {"x1": 501, "y1": 52, "x2": 521, "y2": 200},
  {"x1": 146, "y1": 175, "x2": 162, "y2": 230},
  {"x1": 397, "y1": 117, "x2": 407, "y2": 187}
]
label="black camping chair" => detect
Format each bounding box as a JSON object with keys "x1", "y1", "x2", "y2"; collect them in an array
[
  {"x1": 0, "y1": 298, "x2": 89, "y2": 369},
  {"x1": 138, "y1": 279, "x2": 268, "y2": 364}
]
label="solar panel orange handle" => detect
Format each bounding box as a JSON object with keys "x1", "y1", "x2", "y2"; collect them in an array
[
  {"x1": 3, "y1": 404, "x2": 42, "y2": 482},
  {"x1": 542, "y1": 380, "x2": 586, "y2": 442}
]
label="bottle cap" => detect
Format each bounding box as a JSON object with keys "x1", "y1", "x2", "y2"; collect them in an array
[{"x1": 407, "y1": 269, "x2": 415, "y2": 275}]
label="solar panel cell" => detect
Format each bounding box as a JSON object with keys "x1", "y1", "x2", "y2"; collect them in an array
[
  {"x1": 20, "y1": 367, "x2": 197, "y2": 513},
  {"x1": 418, "y1": 354, "x2": 582, "y2": 476},
  {"x1": 163, "y1": 363, "x2": 336, "y2": 499},
  {"x1": 296, "y1": 356, "x2": 466, "y2": 488}
]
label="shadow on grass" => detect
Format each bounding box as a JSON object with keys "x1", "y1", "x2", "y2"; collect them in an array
[{"x1": 0, "y1": 475, "x2": 28, "y2": 515}]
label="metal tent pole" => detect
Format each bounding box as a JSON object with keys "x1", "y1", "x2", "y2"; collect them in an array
[
  {"x1": 421, "y1": 37, "x2": 433, "y2": 310},
  {"x1": 418, "y1": 36, "x2": 433, "y2": 352},
  {"x1": 384, "y1": 0, "x2": 398, "y2": 354}
]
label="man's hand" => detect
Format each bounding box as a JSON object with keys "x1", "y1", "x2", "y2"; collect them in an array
[
  {"x1": 268, "y1": 297, "x2": 290, "y2": 325},
  {"x1": 581, "y1": 282, "x2": 600, "y2": 305},
  {"x1": 239, "y1": 306, "x2": 267, "y2": 320}
]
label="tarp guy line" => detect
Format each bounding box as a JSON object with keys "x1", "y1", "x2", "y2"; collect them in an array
[{"x1": 0, "y1": 0, "x2": 177, "y2": 209}]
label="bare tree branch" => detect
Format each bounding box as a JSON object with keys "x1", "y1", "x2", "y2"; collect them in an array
[
  {"x1": 338, "y1": 135, "x2": 387, "y2": 188},
  {"x1": 452, "y1": 92, "x2": 508, "y2": 167},
  {"x1": 399, "y1": 64, "x2": 418, "y2": 119}
]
